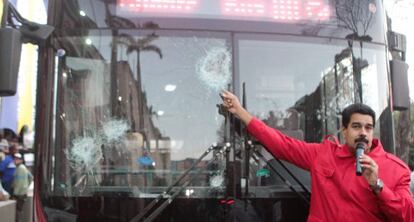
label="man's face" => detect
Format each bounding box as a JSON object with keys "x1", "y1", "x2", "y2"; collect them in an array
[
  {"x1": 342, "y1": 113, "x2": 374, "y2": 153},
  {"x1": 1, "y1": 146, "x2": 9, "y2": 153},
  {"x1": 14, "y1": 158, "x2": 23, "y2": 165}
]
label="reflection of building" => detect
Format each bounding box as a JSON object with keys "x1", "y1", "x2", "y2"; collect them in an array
[
  {"x1": 58, "y1": 63, "x2": 110, "y2": 192},
  {"x1": 291, "y1": 47, "x2": 369, "y2": 142},
  {"x1": 56, "y1": 47, "x2": 171, "y2": 191},
  {"x1": 252, "y1": 47, "x2": 366, "y2": 192},
  {"x1": 116, "y1": 61, "x2": 171, "y2": 186}
]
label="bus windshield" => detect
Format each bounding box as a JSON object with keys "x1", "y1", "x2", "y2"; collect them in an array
[{"x1": 37, "y1": 0, "x2": 392, "y2": 221}]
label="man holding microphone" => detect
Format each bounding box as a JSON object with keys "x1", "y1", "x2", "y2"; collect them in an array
[{"x1": 220, "y1": 90, "x2": 414, "y2": 221}]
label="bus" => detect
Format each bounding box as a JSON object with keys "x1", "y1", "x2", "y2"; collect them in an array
[{"x1": 1, "y1": 0, "x2": 411, "y2": 221}]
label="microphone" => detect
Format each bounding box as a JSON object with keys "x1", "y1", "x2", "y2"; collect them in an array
[{"x1": 355, "y1": 142, "x2": 365, "y2": 176}]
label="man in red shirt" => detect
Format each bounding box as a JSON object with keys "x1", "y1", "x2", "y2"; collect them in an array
[{"x1": 220, "y1": 90, "x2": 414, "y2": 222}]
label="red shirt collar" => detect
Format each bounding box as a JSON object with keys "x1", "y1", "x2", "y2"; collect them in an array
[{"x1": 335, "y1": 138, "x2": 384, "y2": 158}]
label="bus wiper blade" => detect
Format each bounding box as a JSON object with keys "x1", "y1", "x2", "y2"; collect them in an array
[
  {"x1": 130, "y1": 143, "x2": 229, "y2": 222},
  {"x1": 250, "y1": 141, "x2": 310, "y2": 207},
  {"x1": 142, "y1": 180, "x2": 190, "y2": 222}
]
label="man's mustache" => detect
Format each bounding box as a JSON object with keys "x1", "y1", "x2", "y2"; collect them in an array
[{"x1": 354, "y1": 137, "x2": 369, "y2": 144}]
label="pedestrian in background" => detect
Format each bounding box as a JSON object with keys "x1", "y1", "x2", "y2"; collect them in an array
[
  {"x1": 0, "y1": 139, "x2": 16, "y2": 194},
  {"x1": 0, "y1": 138, "x2": 8, "y2": 162},
  {"x1": 12, "y1": 153, "x2": 33, "y2": 222}
]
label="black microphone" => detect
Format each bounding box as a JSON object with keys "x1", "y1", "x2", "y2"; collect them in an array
[{"x1": 355, "y1": 142, "x2": 365, "y2": 176}]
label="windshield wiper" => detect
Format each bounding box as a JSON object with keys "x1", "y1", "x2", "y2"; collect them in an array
[{"x1": 130, "y1": 143, "x2": 229, "y2": 222}]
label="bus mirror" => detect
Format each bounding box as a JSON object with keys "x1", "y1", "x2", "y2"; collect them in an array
[
  {"x1": 20, "y1": 22, "x2": 54, "y2": 45},
  {"x1": 6, "y1": 3, "x2": 54, "y2": 45},
  {"x1": 390, "y1": 59, "x2": 410, "y2": 111},
  {"x1": 0, "y1": 28, "x2": 22, "y2": 96}
]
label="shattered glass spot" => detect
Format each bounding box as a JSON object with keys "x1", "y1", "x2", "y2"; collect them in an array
[
  {"x1": 196, "y1": 47, "x2": 232, "y2": 92},
  {"x1": 102, "y1": 119, "x2": 129, "y2": 142},
  {"x1": 65, "y1": 136, "x2": 102, "y2": 174},
  {"x1": 65, "y1": 118, "x2": 131, "y2": 190},
  {"x1": 209, "y1": 173, "x2": 224, "y2": 188}
]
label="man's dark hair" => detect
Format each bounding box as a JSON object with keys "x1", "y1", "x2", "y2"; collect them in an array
[{"x1": 341, "y1": 103, "x2": 376, "y2": 128}]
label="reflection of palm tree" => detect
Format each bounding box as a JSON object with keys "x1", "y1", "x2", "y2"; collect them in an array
[
  {"x1": 100, "y1": 0, "x2": 162, "y2": 188},
  {"x1": 118, "y1": 33, "x2": 164, "y2": 188},
  {"x1": 100, "y1": 0, "x2": 137, "y2": 118},
  {"x1": 115, "y1": 33, "x2": 163, "y2": 140}
]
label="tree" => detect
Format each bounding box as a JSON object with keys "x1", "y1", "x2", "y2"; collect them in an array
[{"x1": 335, "y1": 0, "x2": 376, "y2": 103}]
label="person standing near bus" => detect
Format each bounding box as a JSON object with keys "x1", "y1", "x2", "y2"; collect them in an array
[
  {"x1": 0, "y1": 139, "x2": 10, "y2": 201},
  {"x1": 0, "y1": 140, "x2": 16, "y2": 194},
  {"x1": 12, "y1": 153, "x2": 33, "y2": 222},
  {"x1": 220, "y1": 90, "x2": 414, "y2": 221}
]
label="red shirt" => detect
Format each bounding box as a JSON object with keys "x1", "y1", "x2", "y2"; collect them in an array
[{"x1": 247, "y1": 118, "x2": 414, "y2": 222}]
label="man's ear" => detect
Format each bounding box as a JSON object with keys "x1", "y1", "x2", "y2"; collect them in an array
[{"x1": 340, "y1": 126, "x2": 346, "y2": 135}]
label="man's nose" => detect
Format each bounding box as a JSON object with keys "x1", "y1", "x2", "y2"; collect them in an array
[{"x1": 359, "y1": 130, "x2": 368, "y2": 137}]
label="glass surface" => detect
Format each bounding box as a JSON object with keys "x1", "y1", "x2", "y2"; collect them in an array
[
  {"x1": 238, "y1": 35, "x2": 388, "y2": 140},
  {"x1": 52, "y1": 31, "x2": 231, "y2": 197},
  {"x1": 56, "y1": 0, "x2": 386, "y2": 43},
  {"x1": 50, "y1": 30, "x2": 389, "y2": 198},
  {"x1": 237, "y1": 34, "x2": 389, "y2": 188}
]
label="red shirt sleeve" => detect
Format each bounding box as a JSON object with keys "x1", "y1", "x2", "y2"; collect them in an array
[
  {"x1": 247, "y1": 117, "x2": 320, "y2": 171},
  {"x1": 376, "y1": 170, "x2": 414, "y2": 221}
]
